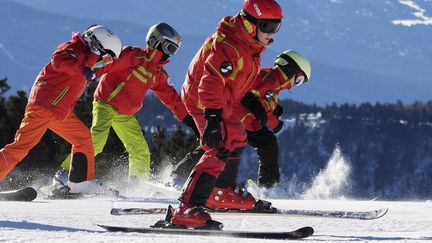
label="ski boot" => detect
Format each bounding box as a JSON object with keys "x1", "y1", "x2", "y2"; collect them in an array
[
  {"x1": 39, "y1": 170, "x2": 74, "y2": 199},
  {"x1": 153, "y1": 204, "x2": 223, "y2": 230},
  {"x1": 205, "y1": 186, "x2": 257, "y2": 210},
  {"x1": 40, "y1": 170, "x2": 119, "y2": 199}
]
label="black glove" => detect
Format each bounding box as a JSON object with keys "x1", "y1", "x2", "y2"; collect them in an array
[
  {"x1": 182, "y1": 114, "x2": 199, "y2": 138},
  {"x1": 82, "y1": 67, "x2": 96, "y2": 82},
  {"x1": 241, "y1": 92, "x2": 268, "y2": 126},
  {"x1": 273, "y1": 104, "x2": 283, "y2": 117},
  {"x1": 202, "y1": 109, "x2": 223, "y2": 148}
]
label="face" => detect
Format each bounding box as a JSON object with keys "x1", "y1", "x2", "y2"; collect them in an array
[
  {"x1": 256, "y1": 30, "x2": 275, "y2": 45},
  {"x1": 289, "y1": 71, "x2": 307, "y2": 87}
]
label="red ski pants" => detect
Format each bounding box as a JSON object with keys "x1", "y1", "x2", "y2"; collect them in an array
[{"x1": 179, "y1": 108, "x2": 247, "y2": 205}]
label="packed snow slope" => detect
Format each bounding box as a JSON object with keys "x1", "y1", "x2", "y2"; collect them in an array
[{"x1": 0, "y1": 184, "x2": 431, "y2": 243}]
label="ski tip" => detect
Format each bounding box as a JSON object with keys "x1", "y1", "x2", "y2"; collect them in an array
[
  {"x1": 23, "y1": 187, "x2": 38, "y2": 201},
  {"x1": 359, "y1": 207, "x2": 388, "y2": 220},
  {"x1": 375, "y1": 208, "x2": 389, "y2": 219},
  {"x1": 297, "y1": 226, "x2": 314, "y2": 238},
  {"x1": 110, "y1": 208, "x2": 120, "y2": 215}
]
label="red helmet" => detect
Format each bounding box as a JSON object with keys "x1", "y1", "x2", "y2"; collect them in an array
[
  {"x1": 242, "y1": 0, "x2": 283, "y2": 21},
  {"x1": 240, "y1": 0, "x2": 283, "y2": 37}
]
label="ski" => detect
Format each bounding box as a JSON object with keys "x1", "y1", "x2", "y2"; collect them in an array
[
  {"x1": 98, "y1": 224, "x2": 314, "y2": 239},
  {"x1": 39, "y1": 185, "x2": 120, "y2": 200},
  {"x1": 0, "y1": 187, "x2": 37, "y2": 201},
  {"x1": 111, "y1": 205, "x2": 388, "y2": 220}
]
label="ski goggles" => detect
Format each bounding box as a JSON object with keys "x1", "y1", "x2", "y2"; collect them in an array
[
  {"x1": 275, "y1": 54, "x2": 308, "y2": 86},
  {"x1": 256, "y1": 20, "x2": 281, "y2": 34},
  {"x1": 148, "y1": 36, "x2": 180, "y2": 56}
]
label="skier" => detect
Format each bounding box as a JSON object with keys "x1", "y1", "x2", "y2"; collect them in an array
[
  {"x1": 169, "y1": 0, "x2": 284, "y2": 228},
  {"x1": 59, "y1": 22, "x2": 198, "y2": 184},
  {"x1": 168, "y1": 50, "x2": 311, "y2": 192},
  {"x1": 0, "y1": 25, "x2": 121, "y2": 194}
]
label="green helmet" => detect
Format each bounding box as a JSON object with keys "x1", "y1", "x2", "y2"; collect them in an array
[{"x1": 274, "y1": 50, "x2": 311, "y2": 85}]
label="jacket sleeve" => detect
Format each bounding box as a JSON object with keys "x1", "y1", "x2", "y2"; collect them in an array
[
  {"x1": 251, "y1": 68, "x2": 282, "y2": 129},
  {"x1": 50, "y1": 42, "x2": 85, "y2": 75},
  {"x1": 151, "y1": 70, "x2": 188, "y2": 121}
]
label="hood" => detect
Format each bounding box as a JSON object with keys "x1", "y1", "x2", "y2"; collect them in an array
[{"x1": 216, "y1": 14, "x2": 266, "y2": 55}]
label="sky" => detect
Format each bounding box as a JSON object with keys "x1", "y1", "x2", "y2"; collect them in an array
[{"x1": 1, "y1": 0, "x2": 431, "y2": 105}]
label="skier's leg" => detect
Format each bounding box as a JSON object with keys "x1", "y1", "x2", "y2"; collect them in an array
[
  {"x1": 60, "y1": 100, "x2": 113, "y2": 172},
  {"x1": 247, "y1": 127, "x2": 280, "y2": 188},
  {"x1": 214, "y1": 147, "x2": 244, "y2": 188},
  {"x1": 170, "y1": 111, "x2": 229, "y2": 227},
  {"x1": 112, "y1": 114, "x2": 150, "y2": 181},
  {"x1": 0, "y1": 104, "x2": 50, "y2": 181},
  {"x1": 169, "y1": 146, "x2": 204, "y2": 186},
  {"x1": 50, "y1": 112, "x2": 95, "y2": 182}
]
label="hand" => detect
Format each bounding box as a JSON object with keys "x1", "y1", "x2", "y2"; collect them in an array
[
  {"x1": 182, "y1": 114, "x2": 199, "y2": 138},
  {"x1": 273, "y1": 120, "x2": 288, "y2": 137},
  {"x1": 82, "y1": 67, "x2": 96, "y2": 82},
  {"x1": 241, "y1": 92, "x2": 268, "y2": 126},
  {"x1": 202, "y1": 109, "x2": 223, "y2": 148},
  {"x1": 273, "y1": 104, "x2": 283, "y2": 118}
]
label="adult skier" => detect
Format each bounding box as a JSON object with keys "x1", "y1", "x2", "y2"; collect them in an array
[
  {"x1": 168, "y1": 50, "x2": 311, "y2": 193},
  {"x1": 59, "y1": 22, "x2": 198, "y2": 184},
  {"x1": 170, "y1": 0, "x2": 284, "y2": 228},
  {"x1": 0, "y1": 25, "x2": 121, "y2": 194}
]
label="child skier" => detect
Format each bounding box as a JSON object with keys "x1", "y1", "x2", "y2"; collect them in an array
[
  {"x1": 171, "y1": 0, "x2": 284, "y2": 228},
  {"x1": 0, "y1": 25, "x2": 121, "y2": 194},
  {"x1": 60, "y1": 22, "x2": 198, "y2": 183}
]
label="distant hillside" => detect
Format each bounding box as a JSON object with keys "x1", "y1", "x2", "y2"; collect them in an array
[{"x1": 1, "y1": 0, "x2": 432, "y2": 105}]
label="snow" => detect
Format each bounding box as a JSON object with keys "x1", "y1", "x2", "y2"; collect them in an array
[
  {"x1": 1, "y1": 184, "x2": 431, "y2": 242},
  {"x1": 392, "y1": 0, "x2": 432, "y2": 26}
]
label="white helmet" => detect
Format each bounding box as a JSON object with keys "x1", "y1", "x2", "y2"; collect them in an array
[
  {"x1": 82, "y1": 25, "x2": 122, "y2": 58},
  {"x1": 274, "y1": 50, "x2": 311, "y2": 86}
]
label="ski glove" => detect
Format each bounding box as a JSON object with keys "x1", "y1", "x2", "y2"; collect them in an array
[
  {"x1": 202, "y1": 108, "x2": 223, "y2": 148},
  {"x1": 182, "y1": 114, "x2": 200, "y2": 138},
  {"x1": 273, "y1": 104, "x2": 283, "y2": 118},
  {"x1": 82, "y1": 67, "x2": 96, "y2": 82},
  {"x1": 241, "y1": 92, "x2": 268, "y2": 126},
  {"x1": 273, "y1": 120, "x2": 288, "y2": 137}
]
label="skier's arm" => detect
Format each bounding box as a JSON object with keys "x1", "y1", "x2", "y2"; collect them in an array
[
  {"x1": 50, "y1": 45, "x2": 86, "y2": 75},
  {"x1": 151, "y1": 71, "x2": 188, "y2": 121}
]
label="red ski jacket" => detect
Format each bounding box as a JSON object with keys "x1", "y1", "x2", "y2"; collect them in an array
[
  {"x1": 28, "y1": 32, "x2": 100, "y2": 120},
  {"x1": 94, "y1": 46, "x2": 188, "y2": 120},
  {"x1": 182, "y1": 14, "x2": 265, "y2": 116},
  {"x1": 239, "y1": 67, "x2": 294, "y2": 132}
]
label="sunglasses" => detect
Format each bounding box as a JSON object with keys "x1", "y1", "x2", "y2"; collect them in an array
[
  {"x1": 148, "y1": 36, "x2": 179, "y2": 56},
  {"x1": 257, "y1": 20, "x2": 281, "y2": 34}
]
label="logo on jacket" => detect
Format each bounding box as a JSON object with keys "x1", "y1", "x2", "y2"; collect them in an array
[
  {"x1": 220, "y1": 61, "x2": 233, "y2": 76},
  {"x1": 265, "y1": 90, "x2": 275, "y2": 101}
]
